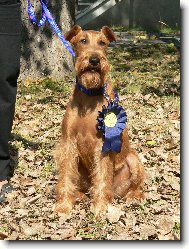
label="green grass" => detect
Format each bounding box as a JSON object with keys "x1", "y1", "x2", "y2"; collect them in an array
[
  {"x1": 160, "y1": 26, "x2": 180, "y2": 35},
  {"x1": 111, "y1": 25, "x2": 146, "y2": 33},
  {"x1": 19, "y1": 41, "x2": 179, "y2": 101},
  {"x1": 173, "y1": 222, "x2": 180, "y2": 235},
  {"x1": 77, "y1": 230, "x2": 101, "y2": 240},
  {"x1": 108, "y1": 42, "x2": 180, "y2": 97},
  {"x1": 20, "y1": 77, "x2": 73, "y2": 96},
  {"x1": 0, "y1": 226, "x2": 8, "y2": 233},
  {"x1": 41, "y1": 161, "x2": 54, "y2": 177},
  {"x1": 111, "y1": 25, "x2": 180, "y2": 35},
  {"x1": 139, "y1": 199, "x2": 152, "y2": 211}
]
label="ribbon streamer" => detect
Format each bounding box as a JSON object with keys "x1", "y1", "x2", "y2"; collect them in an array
[
  {"x1": 28, "y1": 0, "x2": 75, "y2": 57},
  {"x1": 97, "y1": 100, "x2": 127, "y2": 153}
]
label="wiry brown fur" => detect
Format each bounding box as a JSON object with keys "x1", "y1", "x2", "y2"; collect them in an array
[{"x1": 54, "y1": 25, "x2": 144, "y2": 217}]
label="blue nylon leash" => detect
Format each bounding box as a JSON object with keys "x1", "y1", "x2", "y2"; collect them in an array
[
  {"x1": 28, "y1": 0, "x2": 47, "y2": 27},
  {"x1": 28, "y1": 0, "x2": 75, "y2": 57}
]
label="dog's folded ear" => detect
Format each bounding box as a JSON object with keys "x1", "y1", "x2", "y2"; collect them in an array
[
  {"x1": 101, "y1": 26, "x2": 117, "y2": 42},
  {"x1": 64, "y1": 25, "x2": 82, "y2": 42}
]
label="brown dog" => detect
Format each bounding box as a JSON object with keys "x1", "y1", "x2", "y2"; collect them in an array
[{"x1": 54, "y1": 25, "x2": 144, "y2": 217}]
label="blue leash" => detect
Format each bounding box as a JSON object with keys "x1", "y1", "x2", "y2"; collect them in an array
[{"x1": 28, "y1": 0, "x2": 75, "y2": 57}]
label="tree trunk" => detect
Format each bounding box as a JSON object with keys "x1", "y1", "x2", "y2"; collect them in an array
[
  {"x1": 129, "y1": 0, "x2": 134, "y2": 29},
  {"x1": 20, "y1": 0, "x2": 75, "y2": 81}
]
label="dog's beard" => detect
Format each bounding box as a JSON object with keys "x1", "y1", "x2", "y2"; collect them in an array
[
  {"x1": 76, "y1": 60, "x2": 109, "y2": 89},
  {"x1": 79, "y1": 71, "x2": 102, "y2": 89}
]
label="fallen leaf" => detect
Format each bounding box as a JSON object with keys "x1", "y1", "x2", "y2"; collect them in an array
[
  {"x1": 26, "y1": 194, "x2": 42, "y2": 205},
  {"x1": 0, "y1": 232, "x2": 8, "y2": 240},
  {"x1": 106, "y1": 205, "x2": 125, "y2": 223}
]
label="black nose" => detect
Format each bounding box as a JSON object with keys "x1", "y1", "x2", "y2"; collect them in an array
[{"x1": 89, "y1": 56, "x2": 100, "y2": 66}]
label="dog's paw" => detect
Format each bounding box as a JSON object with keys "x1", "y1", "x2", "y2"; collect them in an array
[
  {"x1": 91, "y1": 202, "x2": 109, "y2": 219},
  {"x1": 124, "y1": 189, "x2": 144, "y2": 205},
  {"x1": 53, "y1": 201, "x2": 73, "y2": 215},
  {"x1": 74, "y1": 191, "x2": 87, "y2": 202}
]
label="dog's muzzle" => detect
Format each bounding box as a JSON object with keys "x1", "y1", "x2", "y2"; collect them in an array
[{"x1": 89, "y1": 56, "x2": 100, "y2": 67}]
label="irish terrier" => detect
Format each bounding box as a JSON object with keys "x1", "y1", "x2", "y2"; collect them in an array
[{"x1": 54, "y1": 25, "x2": 144, "y2": 217}]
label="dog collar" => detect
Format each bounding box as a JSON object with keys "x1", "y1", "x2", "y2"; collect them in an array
[{"x1": 76, "y1": 79, "x2": 108, "y2": 96}]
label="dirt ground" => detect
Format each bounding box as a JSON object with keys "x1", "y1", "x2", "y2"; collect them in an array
[{"x1": 0, "y1": 41, "x2": 180, "y2": 240}]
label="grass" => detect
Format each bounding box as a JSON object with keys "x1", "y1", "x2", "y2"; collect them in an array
[
  {"x1": 77, "y1": 219, "x2": 108, "y2": 240},
  {"x1": 111, "y1": 25, "x2": 180, "y2": 35},
  {"x1": 41, "y1": 161, "x2": 54, "y2": 177},
  {"x1": 173, "y1": 222, "x2": 180, "y2": 235},
  {"x1": 77, "y1": 230, "x2": 101, "y2": 240},
  {"x1": 19, "y1": 40, "x2": 179, "y2": 102},
  {"x1": 111, "y1": 25, "x2": 146, "y2": 33},
  {"x1": 0, "y1": 226, "x2": 8, "y2": 233},
  {"x1": 160, "y1": 26, "x2": 180, "y2": 35},
  {"x1": 108, "y1": 42, "x2": 180, "y2": 97},
  {"x1": 139, "y1": 199, "x2": 152, "y2": 211},
  {"x1": 19, "y1": 77, "x2": 73, "y2": 96}
]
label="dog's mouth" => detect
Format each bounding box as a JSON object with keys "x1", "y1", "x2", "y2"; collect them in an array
[
  {"x1": 82, "y1": 66, "x2": 101, "y2": 74},
  {"x1": 90, "y1": 68, "x2": 101, "y2": 73},
  {"x1": 78, "y1": 65, "x2": 103, "y2": 89}
]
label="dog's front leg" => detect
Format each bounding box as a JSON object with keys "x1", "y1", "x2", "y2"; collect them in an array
[
  {"x1": 54, "y1": 139, "x2": 79, "y2": 214},
  {"x1": 91, "y1": 149, "x2": 114, "y2": 218}
]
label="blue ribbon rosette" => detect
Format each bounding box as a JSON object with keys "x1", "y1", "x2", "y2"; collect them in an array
[{"x1": 97, "y1": 100, "x2": 127, "y2": 153}]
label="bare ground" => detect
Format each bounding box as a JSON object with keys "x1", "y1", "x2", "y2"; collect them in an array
[{"x1": 0, "y1": 42, "x2": 180, "y2": 240}]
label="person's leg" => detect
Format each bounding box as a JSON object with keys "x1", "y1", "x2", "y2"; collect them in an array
[{"x1": 0, "y1": 0, "x2": 21, "y2": 195}]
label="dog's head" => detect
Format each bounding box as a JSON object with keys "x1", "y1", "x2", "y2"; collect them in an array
[{"x1": 65, "y1": 25, "x2": 116, "y2": 89}]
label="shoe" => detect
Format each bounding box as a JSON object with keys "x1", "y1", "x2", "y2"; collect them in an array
[{"x1": 0, "y1": 183, "x2": 13, "y2": 204}]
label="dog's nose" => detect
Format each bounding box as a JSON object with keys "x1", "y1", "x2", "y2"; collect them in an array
[{"x1": 89, "y1": 56, "x2": 100, "y2": 66}]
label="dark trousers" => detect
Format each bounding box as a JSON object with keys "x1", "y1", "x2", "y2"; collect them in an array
[{"x1": 0, "y1": 0, "x2": 21, "y2": 180}]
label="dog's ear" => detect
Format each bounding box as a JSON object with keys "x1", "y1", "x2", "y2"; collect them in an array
[
  {"x1": 101, "y1": 26, "x2": 117, "y2": 42},
  {"x1": 64, "y1": 25, "x2": 82, "y2": 42}
]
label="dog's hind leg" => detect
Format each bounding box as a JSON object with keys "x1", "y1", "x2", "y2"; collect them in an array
[
  {"x1": 113, "y1": 161, "x2": 131, "y2": 197},
  {"x1": 54, "y1": 138, "x2": 80, "y2": 214},
  {"x1": 113, "y1": 149, "x2": 144, "y2": 202},
  {"x1": 125, "y1": 149, "x2": 144, "y2": 202}
]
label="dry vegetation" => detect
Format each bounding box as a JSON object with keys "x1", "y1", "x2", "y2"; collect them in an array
[{"x1": 0, "y1": 41, "x2": 180, "y2": 240}]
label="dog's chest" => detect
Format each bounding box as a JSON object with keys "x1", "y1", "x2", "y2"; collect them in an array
[
  {"x1": 74, "y1": 109, "x2": 99, "y2": 139},
  {"x1": 71, "y1": 107, "x2": 103, "y2": 164}
]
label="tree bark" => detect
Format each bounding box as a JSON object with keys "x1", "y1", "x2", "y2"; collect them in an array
[
  {"x1": 129, "y1": 0, "x2": 134, "y2": 29},
  {"x1": 20, "y1": 0, "x2": 75, "y2": 81}
]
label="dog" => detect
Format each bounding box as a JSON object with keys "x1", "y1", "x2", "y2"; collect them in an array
[{"x1": 54, "y1": 25, "x2": 144, "y2": 218}]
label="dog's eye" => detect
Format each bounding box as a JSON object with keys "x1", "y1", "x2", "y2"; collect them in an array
[
  {"x1": 80, "y1": 39, "x2": 87, "y2": 44},
  {"x1": 99, "y1": 41, "x2": 106, "y2": 46}
]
